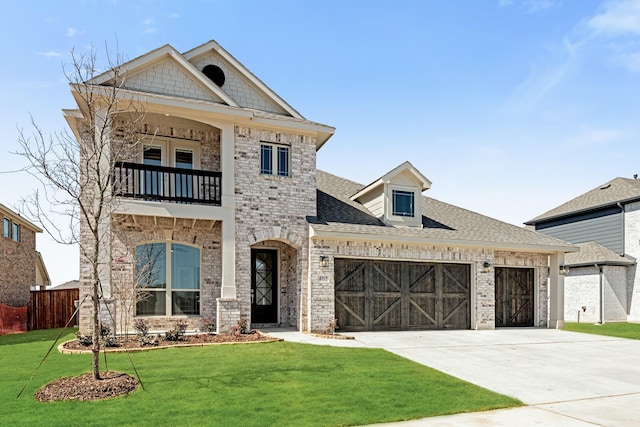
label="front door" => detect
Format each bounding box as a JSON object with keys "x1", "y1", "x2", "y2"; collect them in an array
[
  {"x1": 495, "y1": 267, "x2": 534, "y2": 327},
  {"x1": 251, "y1": 249, "x2": 278, "y2": 323}
]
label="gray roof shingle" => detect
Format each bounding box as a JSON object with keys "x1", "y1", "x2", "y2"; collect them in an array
[
  {"x1": 565, "y1": 242, "x2": 635, "y2": 267},
  {"x1": 527, "y1": 177, "x2": 640, "y2": 224},
  {"x1": 313, "y1": 170, "x2": 576, "y2": 252}
]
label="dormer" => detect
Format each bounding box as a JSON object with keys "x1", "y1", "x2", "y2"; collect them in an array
[{"x1": 350, "y1": 161, "x2": 431, "y2": 228}]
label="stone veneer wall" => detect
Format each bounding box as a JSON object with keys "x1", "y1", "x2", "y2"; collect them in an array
[
  {"x1": 234, "y1": 126, "x2": 316, "y2": 328},
  {"x1": 307, "y1": 240, "x2": 550, "y2": 332},
  {"x1": 78, "y1": 217, "x2": 221, "y2": 334},
  {"x1": 0, "y1": 225, "x2": 37, "y2": 307}
]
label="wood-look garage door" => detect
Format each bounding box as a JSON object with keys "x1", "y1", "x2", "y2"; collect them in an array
[
  {"x1": 495, "y1": 267, "x2": 534, "y2": 327},
  {"x1": 334, "y1": 259, "x2": 470, "y2": 331}
]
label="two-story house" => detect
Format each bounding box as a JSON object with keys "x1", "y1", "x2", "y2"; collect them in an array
[
  {"x1": 526, "y1": 177, "x2": 640, "y2": 323},
  {"x1": 67, "y1": 40, "x2": 575, "y2": 334},
  {"x1": 1, "y1": 203, "x2": 50, "y2": 306}
]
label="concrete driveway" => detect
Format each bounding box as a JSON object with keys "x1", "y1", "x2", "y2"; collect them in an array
[{"x1": 266, "y1": 328, "x2": 640, "y2": 426}]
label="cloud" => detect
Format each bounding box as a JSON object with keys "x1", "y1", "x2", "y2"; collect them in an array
[
  {"x1": 169, "y1": 12, "x2": 180, "y2": 18},
  {"x1": 585, "y1": 0, "x2": 640, "y2": 72},
  {"x1": 522, "y1": 0, "x2": 557, "y2": 13},
  {"x1": 498, "y1": 0, "x2": 514, "y2": 7},
  {"x1": 36, "y1": 51, "x2": 62, "y2": 58},
  {"x1": 143, "y1": 17, "x2": 156, "y2": 34},
  {"x1": 567, "y1": 127, "x2": 623, "y2": 146},
  {"x1": 66, "y1": 27, "x2": 84, "y2": 37},
  {"x1": 502, "y1": 37, "x2": 579, "y2": 114},
  {"x1": 588, "y1": 0, "x2": 640, "y2": 36}
]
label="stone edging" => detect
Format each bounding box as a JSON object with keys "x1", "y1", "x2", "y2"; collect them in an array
[
  {"x1": 58, "y1": 333, "x2": 283, "y2": 355},
  {"x1": 303, "y1": 331, "x2": 355, "y2": 340}
]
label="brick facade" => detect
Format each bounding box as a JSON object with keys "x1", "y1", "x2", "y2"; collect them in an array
[
  {"x1": 233, "y1": 126, "x2": 316, "y2": 329},
  {"x1": 308, "y1": 240, "x2": 550, "y2": 332},
  {"x1": 0, "y1": 220, "x2": 37, "y2": 307}
]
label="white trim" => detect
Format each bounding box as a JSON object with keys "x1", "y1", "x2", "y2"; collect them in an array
[{"x1": 310, "y1": 228, "x2": 579, "y2": 254}]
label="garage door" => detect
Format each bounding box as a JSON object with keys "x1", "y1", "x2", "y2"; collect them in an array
[
  {"x1": 334, "y1": 259, "x2": 470, "y2": 331},
  {"x1": 495, "y1": 267, "x2": 534, "y2": 327}
]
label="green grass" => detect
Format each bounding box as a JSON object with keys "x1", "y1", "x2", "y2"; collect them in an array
[
  {"x1": 564, "y1": 322, "x2": 640, "y2": 340},
  {"x1": 0, "y1": 328, "x2": 520, "y2": 426}
]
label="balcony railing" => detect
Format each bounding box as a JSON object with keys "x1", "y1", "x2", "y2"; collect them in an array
[{"x1": 113, "y1": 162, "x2": 221, "y2": 206}]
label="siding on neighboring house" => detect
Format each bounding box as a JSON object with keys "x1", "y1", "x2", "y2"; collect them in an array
[{"x1": 535, "y1": 206, "x2": 623, "y2": 254}]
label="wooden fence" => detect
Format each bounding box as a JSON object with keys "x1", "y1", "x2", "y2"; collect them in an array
[{"x1": 29, "y1": 288, "x2": 79, "y2": 330}]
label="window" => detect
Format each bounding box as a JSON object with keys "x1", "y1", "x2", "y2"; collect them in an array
[
  {"x1": 12, "y1": 222, "x2": 19, "y2": 242},
  {"x1": 260, "y1": 143, "x2": 290, "y2": 177},
  {"x1": 135, "y1": 242, "x2": 201, "y2": 316},
  {"x1": 3, "y1": 218, "x2": 10, "y2": 238},
  {"x1": 392, "y1": 190, "x2": 415, "y2": 217}
]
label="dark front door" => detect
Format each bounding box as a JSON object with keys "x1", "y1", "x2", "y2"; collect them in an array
[
  {"x1": 495, "y1": 267, "x2": 534, "y2": 327},
  {"x1": 251, "y1": 249, "x2": 278, "y2": 323}
]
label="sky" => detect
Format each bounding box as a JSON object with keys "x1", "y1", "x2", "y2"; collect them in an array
[{"x1": 1, "y1": 0, "x2": 640, "y2": 287}]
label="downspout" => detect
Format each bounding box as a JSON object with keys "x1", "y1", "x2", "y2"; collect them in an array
[
  {"x1": 617, "y1": 202, "x2": 625, "y2": 256},
  {"x1": 595, "y1": 263, "x2": 604, "y2": 325}
]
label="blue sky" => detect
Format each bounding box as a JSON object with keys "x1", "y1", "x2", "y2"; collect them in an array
[{"x1": 2, "y1": 0, "x2": 640, "y2": 286}]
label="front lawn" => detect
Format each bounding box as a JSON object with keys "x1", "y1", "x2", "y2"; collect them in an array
[
  {"x1": 564, "y1": 322, "x2": 640, "y2": 340},
  {"x1": 0, "y1": 328, "x2": 520, "y2": 426}
]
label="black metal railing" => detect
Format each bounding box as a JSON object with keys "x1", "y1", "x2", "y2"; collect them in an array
[{"x1": 113, "y1": 162, "x2": 221, "y2": 206}]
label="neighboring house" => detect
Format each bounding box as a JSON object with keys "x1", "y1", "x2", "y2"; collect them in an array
[
  {"x1": 526, "y1": 177, "x2": 640, "y2": 323},
  {"x1": 66, "y1": 40, "x2": 575, "y2": 334},
  {"x1": 0, "y1": 203, "x2": 50, "y2": 306}
]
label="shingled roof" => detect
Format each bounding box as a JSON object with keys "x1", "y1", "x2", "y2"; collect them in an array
[
  {"x1": 565, "y1": 242, "x2": 635, "y2": 267},
  {"x1": 312, "y1": 170, "x2": 576, "y2": 252},
  {"x1": 526, "y1": 177, "x2": 640, "y2": 224}
]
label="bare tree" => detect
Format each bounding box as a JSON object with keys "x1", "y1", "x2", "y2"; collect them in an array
[{"x1": 16, "y1": 45, "x2": 146, "y2": 380}]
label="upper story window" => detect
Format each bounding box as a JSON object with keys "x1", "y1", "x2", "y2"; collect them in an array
[
  {"x1": 12, "y1": 222, "x2": 19, "y2": 242},
  {"x1": 392, "y1": 190, "x2": 415, "y2": 217},
  {"x1": 3, "y1": 218, "x2": 10, "y2": 239},
  {"x1": 260, "y1": 143, "x2": 290, "y2": 177}
]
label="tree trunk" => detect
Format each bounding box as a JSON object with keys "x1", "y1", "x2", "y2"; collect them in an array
[{"x1": 92, "y1": 280, "x2": 101, "y2": 380}]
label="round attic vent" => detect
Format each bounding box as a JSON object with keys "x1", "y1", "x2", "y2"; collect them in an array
[{"x1": 202, "y1": 64, "x2": 225, "y2": 87}]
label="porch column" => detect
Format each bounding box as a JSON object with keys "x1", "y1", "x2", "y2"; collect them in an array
[
  {"x1": 549, "y1": 252, "x2": 565, "y2": 329},
  {"x1": 216, "y1": 122, "x2": 239, "y2": 333},
  {"x1": 219, "y1": 122, "x2": 236, "y2": 299}
]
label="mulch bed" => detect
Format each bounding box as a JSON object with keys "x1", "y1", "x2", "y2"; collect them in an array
[
  {"x1": 34, "y1": 371, "x2": 138, "y2": 402},
  {"x1": 61, "y1": 332, "x2": 279, "y2": 353},
  {"x1": 37, "y1": 332, "x2": 280, "y2": 402}
]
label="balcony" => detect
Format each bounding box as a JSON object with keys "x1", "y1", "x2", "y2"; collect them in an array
[{"x1": 113, "y1": 162, "x2": 221, "y2": 206}]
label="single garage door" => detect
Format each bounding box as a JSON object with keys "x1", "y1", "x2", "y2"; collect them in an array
[
  {"x1": 334, "y1": 259, "x2": 470, "y2": 331},
  {"x1": 495, "y1": 267, "x2": 534, "y2": 327}
]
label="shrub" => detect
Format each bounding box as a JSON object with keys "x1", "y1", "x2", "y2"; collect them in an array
[
  {"x1": 238, "y1": 318, "x2": 249, "y2": 334},
  {"x1": 200, "y1": 317, "x2": 215, "y2": 333},
  {"x1": 134, "y1": 318, "x2": 149, "y2": 337},
  {"x1": 75, "y1": 332, "x2": 93, "y2": 346},
  {"x1": 165, "y1": 319, "x2": 188, "y2": 341}
]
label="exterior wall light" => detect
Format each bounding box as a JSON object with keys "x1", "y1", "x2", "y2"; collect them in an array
[
  {"x1": 481, "y1": 261, "x2": 491, "y2": 273},
  {"x1": 559, "y1": 265, "x2": 568, "y2": 275},
  {"x1": 320, "y1": 256, "x2": 329, "y2": 268}
]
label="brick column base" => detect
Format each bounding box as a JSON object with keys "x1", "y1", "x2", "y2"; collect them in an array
[{"x1": 216, "y1": 298, "x2": 241, "y2": 333}]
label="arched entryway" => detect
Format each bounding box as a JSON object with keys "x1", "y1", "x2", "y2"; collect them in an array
[{"x1": 250, "y1": 239, "x2": 300, "y2": 327}]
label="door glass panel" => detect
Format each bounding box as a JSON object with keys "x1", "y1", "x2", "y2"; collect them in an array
[
  {"x1": 175, "y1": 149, "x2": 193, "y2": 199},
  {"x1": 143, "y1": 146, "x2": 162, "y2": 196},
  {"x1": 255, "y1": 252, "x2": 273, "y2": 306}
]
